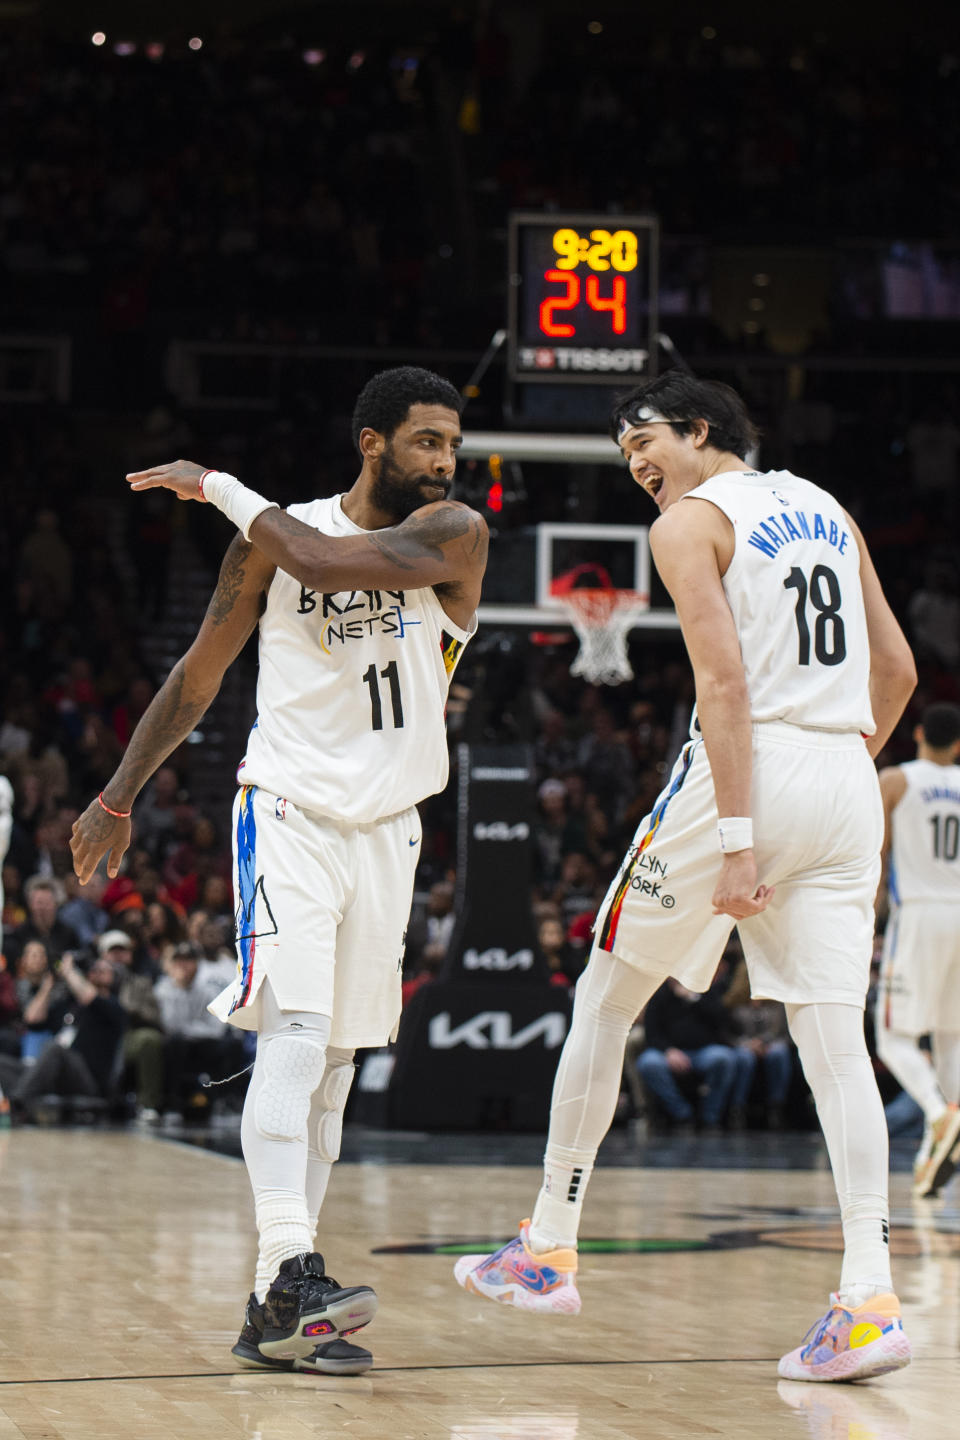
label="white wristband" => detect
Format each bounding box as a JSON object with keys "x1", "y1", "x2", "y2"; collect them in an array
[
  {"x1": 202, "y1": 471, "x2": 279, "y2": 541},
  {"x1": 717, "y1": 817, "x2": 753, "y2": 853}
]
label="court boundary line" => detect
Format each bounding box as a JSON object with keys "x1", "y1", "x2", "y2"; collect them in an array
[{"x1": 0, "y1": 1355, "x2": 954, "y2": 1385}]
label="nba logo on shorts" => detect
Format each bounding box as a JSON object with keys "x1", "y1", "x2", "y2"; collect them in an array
[{"x1": 275, "y1": 797, "x2": 287, "y2": 821}]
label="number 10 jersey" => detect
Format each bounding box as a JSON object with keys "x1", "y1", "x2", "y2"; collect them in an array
[
  {"x1": 238, "y1": 494, "x2": 476, "y2": 824},
  {"x1": 684, "y1": 469, "x2": 874, "y2": 734}
]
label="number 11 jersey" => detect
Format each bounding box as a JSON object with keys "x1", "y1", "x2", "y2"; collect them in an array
[
  {"x1": 684, "y1": 469, "x2": 873, "y2": 734},
  {"x1": 238, "y1": 494, "x2": 476, "y2": 824}
]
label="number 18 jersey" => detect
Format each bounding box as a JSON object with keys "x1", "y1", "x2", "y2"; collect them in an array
[
  {"x1": 684, "y1": 469, "x2": 874, "y2": 733},
  {"x1": 238, "y1": 494, "x2": 476, "y2": 824}
]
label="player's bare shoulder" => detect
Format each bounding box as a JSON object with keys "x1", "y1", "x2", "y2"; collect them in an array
[{"x1": 372, "y1": 499, "x2": 488, "y2": 577}]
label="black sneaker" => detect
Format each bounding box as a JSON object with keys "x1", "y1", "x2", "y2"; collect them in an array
[
  {"x1": 233, "y1": 1293, "x2": 294, "y2": 1371},
  {"x1": 258, "y1": 1253, "x2": 378, "y2": 1361},
  {"x1": 232, "y1": 1291, "x2": 373, "y2": 1375},
  {"x1": 295, "y1": 1338, "x2": 373, "y2": 1376}
]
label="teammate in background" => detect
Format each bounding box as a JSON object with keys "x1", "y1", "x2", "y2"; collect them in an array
[
  {"x1": 71, "y1": 367, "x2": 487, "y2": 1376},
  {"x1": 875, "y1": 703, "x2": 960, "y2": 1198},
  {"x1": 455, "y1": 373, "x2": 917, "y2": 1384}
]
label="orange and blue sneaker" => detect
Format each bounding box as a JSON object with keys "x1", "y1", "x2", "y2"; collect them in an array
[
  {"x1": 453, "y1": 1220, "x2": 580, "y2": 1314},
  {"x1": 777, "y1": 1292, "x2": 911, "y2": 1382}
]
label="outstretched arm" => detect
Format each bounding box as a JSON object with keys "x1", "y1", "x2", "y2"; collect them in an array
[
  {"x1": 125, "y1": 460, "x2": 488, "y2": 604},
  {"x1": 70, "y1": 536, "x2": 274, "y2": 883}
]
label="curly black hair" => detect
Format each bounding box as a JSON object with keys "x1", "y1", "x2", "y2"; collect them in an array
[{"x1": 351, "y1": 366, "x2": 462, "y2": 451}]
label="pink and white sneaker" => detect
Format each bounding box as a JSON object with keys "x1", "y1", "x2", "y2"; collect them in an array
[
  {"x1": 454, "y1": 1220, "x2": 581, "y2": 1314},
  {"x1": 777, "y1": 1292, "x2": 911, "y2": 1382}
]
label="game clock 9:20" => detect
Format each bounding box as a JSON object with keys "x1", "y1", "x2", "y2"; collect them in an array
[{"x1": 552, "y1": 228, "x2": 640, "y2": 273}]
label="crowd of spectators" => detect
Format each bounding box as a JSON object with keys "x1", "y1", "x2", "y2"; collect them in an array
[
  {"x1": 2, "y1": 20, "x2": 959, "y2": 360},
  {"x1": 1, "y1": 9, "x2": 958, "y2": 1137}
]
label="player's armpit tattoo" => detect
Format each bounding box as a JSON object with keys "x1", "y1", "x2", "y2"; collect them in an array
[{"x1": 206, "y1": 536, "x2": 254, "y2": 626}]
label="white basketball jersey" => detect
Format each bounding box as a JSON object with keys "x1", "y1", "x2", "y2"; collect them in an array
[
  {"x1": 684, "y1": 469, "x2": 874, "y2": 733},
  {"x1": 238, "y1": 494, "x2": 476, "y2": 824},
  {"x1": 888, "y1": 758, "x2": 960, "y2": 904}
]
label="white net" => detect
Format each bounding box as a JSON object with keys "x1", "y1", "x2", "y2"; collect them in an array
[{"x1": 553, "y1": 588, "x2": 649, "y2": 685}]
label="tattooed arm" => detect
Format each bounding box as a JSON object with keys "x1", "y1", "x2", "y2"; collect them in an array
[
  {"x1": 247, "y1": 500, "x2": 488, "y2": 620},
  {"x1": 70, "y1": 536, "x2": 275, "y2": 882}
]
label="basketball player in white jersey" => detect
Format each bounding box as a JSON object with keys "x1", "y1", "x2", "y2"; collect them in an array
[
  {"x1": 70, "y1": 367, "x2": 487, "y2": 1375},
  {"x1": 875, "y1": 703, "x2": 960, "y2": 1198},
  {"x1": 455, "y1": 373, "x2": 917, "y2": 1384}
]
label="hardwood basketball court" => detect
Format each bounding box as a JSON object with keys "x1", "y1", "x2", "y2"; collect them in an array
[{"x1": 1, "y1": 1125, "x2": 956, "y2": 1438}]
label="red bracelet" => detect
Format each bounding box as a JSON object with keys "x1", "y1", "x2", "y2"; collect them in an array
[
  {"x1": 198, "y1": 468, "x2": 215, "y2": 501},
  {"x1": 97, "y1": 792, "x2": 131, "y2": 819}
]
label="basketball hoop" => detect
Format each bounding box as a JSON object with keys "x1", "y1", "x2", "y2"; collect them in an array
[{"x1": 550, "y1": 565, "x2": 649, "y2": 686}]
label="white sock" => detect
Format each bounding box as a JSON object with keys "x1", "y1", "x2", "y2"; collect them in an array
[
  {"x1": 528, "y1": 949, "x2": 663, "y2": 1254},
  {"x1": 787, "y1": 1002, "x2": 893, "y2": 1297},
  {"x1": 253, "y1": 1193, "x2": 313, "y2": 1299}
]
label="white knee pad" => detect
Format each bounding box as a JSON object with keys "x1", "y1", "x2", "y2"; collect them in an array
[
  {"x1": 255, "y1": 1032, "x2": 328, "y2": 1142},
  {"x1": 314, "y1": 1055, "x2": 356, "y2": 1164}
]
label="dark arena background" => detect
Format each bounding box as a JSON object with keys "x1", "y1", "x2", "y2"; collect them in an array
[{"x1": 1, "y1": 2, "x2": 958, "y2": 1436}]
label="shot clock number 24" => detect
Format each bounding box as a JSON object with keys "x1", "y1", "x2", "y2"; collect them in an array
[{"x1": 508, "y1": 212, "x2": 659, "y2": 383}]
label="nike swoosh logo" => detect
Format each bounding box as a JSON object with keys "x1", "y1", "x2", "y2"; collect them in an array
[{"x1": 409, "y1": 837, "x2": 419, "y2": 846}]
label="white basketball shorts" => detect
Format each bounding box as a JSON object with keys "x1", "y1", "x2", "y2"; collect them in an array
[
  {"x1": 208, "y1": 783, "x2": 422, "y2": 1048},
  {"x1": 594, "y1": 722, "x2": 883, "y2": 1007},
  {"x1": 878, "y1": 901, "x2": 960, "y2": 1034}
]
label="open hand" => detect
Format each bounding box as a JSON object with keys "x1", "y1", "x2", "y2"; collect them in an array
[{"x1": 126, "y1": 459, "x2": 210, "y2": 503}]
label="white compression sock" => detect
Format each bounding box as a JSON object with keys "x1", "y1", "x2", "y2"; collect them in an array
[
  {"x1": 932, "y1": 1030, "x2": 960, "y2": 1105},
  {"x1": 529, "y1": 949, "x2": 663, "y2": 1254},
  {"x1": 875, "y1": 1021, "x2": 947, "y2": 1124},
  {"x1": 306, "y1": 1047, "x2": 356, "y2": 1240},
  {"x1": 241, "y1": 984, "x2": 331, "y2": 1299},
  {"x1": 787, "y1": 1002, "x2": 892, "y2": 1300}
]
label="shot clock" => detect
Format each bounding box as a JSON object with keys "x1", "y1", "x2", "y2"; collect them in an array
[{"x1": 507, "y1": 211, "x2": 659, "y2": 384}]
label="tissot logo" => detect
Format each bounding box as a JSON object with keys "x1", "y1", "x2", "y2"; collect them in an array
[
  {"x1": 463, "y1": 947, "x2": 534, "y2": 972},
  {"x1": 472, "y1": 821, "x2": 531, "y2": 842},
  {"x1": 428, "y1": 1011, "x2": 567, "y2": 1050}
]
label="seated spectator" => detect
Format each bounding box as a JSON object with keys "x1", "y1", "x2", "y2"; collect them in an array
[
  {"x1": 406, "y1": 880, "x2": 455, "y2": 968},
  {"x1": 533, "y1": 778, "x2": 569, "y2": 891},
  {"x1": 723, "y1": 965, "x2": 795, "y2": 1129},
  {"x1": 195, "y1": 915, "x2": 237, "y2": 986},
  {"x1": 101, "y1": 930, "x2": 165, "y2": 1121},
  {"x1": 637, "y1": 978, "x2": 739, "y2": 1133},
  {"x1": 8, "y1": 875, "x2": 79, "y2": 966},
  {"x1": 552, "y1": 851, "x2": 598, "y2": 932},
  {"x1": 2, "y1": 862, "x2": 27, "y2": 935},
  {"x1": 401, "y1": 940, "x2": 446, "y2": 1007},
  {"x1": 0, "y1": 952, "x2": 126, "y2": 1123},
  {"x1": 58, "y1": 870, "x2": 109, "y2": 950},
  {"x1": 198, "y1": 873, "x2": 234, "y2": 927},
  {"x1": 15, "y1": 938, "x2": 67, "y2": 1061},
  {"x1": 142, "y1": 899, "x2": 186, "y2": 974},
  {"x1": 154, "y1": 942, "x2": 246, "y2": 1118},
  {"x1": 537, "y1": 916, "x2": 579, "y2": 988},
  {"x1": 0, "y1": 953, "x2": 20, "y2": 1057}
]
